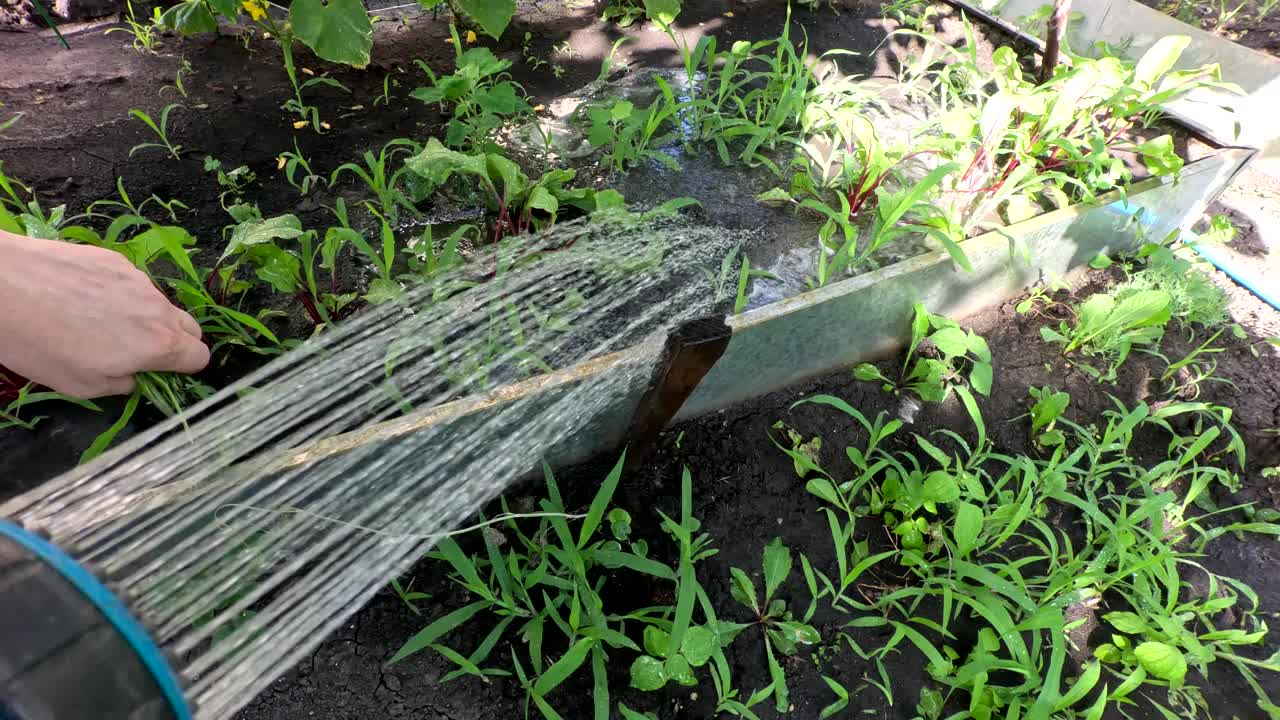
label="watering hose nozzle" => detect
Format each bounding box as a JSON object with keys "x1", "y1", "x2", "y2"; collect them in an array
[{"x1": 0, "y1": 520, "x2": 192, "y2": 720}]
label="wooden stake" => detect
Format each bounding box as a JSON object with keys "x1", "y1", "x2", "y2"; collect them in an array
[{"x1": 1040, "y1": 0, "x2": 1072, "y2": 84}]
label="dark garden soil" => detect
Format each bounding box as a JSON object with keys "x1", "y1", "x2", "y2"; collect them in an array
[
  {"x1": 1135, "y1": 0, "x2": 1280, "y2": 57},
  {"x1": 234, "y1": 265, "x2": 1280, "y2": 720},
  {"x1": 2, "y1": 2, "x2": 1280, "y2": 719}
]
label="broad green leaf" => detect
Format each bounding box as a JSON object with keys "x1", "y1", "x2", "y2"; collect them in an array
[
  {"x1": 806, "y1": 478, "x2": 841, "y2": 506},
  {"x1": 953, "y1": 501, "x2": 983, "y2": 556},
  {"x1": 607, "y1": 508, "x2": 632, "y2": 540},
  {"x1": 641, "y1": 0, "x2": 680, "y2": 27},
  {"x1": 246, "y1": 245, "x2": 302, "y2": 294},
  {"x1": 923, "y1": 471, "x2": 960, "y2": 505},
  {"x1": 1136, "y1": 134, "x2": 1183, "y2": 177},
  {"x1": 853, "y1": 363, "x2": 886, "y2": 382},
  {"x1": 763, "y1": 537, "x2": 792, "y2": 603},
  {"x1": 629, "y1": 655, "x2": 667, "y2": 691},
  {"x1": 221, "y1": 214, "x2": 303, "y2": 261},
  {"x1": 161, "y1": 0, "x2": 217, "y2": 34},
  {"x1": 929, "y1": 326, "x2": 970, "y2": 359},
  {"x1": 364, "y1": 278, "x2": 403, "y2": 304},
  {"x1": 1103, "y1": 612, "x2": 1149, "y2": 634},
  {"x1": 643, "y1": 625, "x2": 671, "y2": 659},
  {"x1": 730, "y1": 567, "x2": 759, "y2": 614},
  {"x1": 1134, "y1": 35, "x2": 1190, "y2": 86},
  {"x1": 773, "y1": 620, "x2": 820, "y2": 648},
  {"x1": 666, "y1": 653, "x2": 697, "y2": 686},
  {"x1": 290, "y1": 0, "x2": 374, "y2": 67},
  {"x1": 757, "y1": 187, "x2": 793, "y2": 205},
  {"x1": 527, "y1": 186, "x2": 558, "y2": 217},
  {"x1": 455, "y1": 0, "x2": 516, "y2": 39},
  {"x1": 969, "y1": 361, "x2": 992, "y2": 396},
  {"x1": 475, "y1": 82, "x2": 525, "y2": 115},
  {"x1": 1134, "y1": 642, "x2": 1186, "y2": 687},
  {"x1": 681, "y1": 625, "x2": 716, "y2": 667}
]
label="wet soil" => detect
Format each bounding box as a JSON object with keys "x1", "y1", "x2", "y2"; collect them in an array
[{"x1": 235, "y1": 263, "x2": 1280, "y2": 720}]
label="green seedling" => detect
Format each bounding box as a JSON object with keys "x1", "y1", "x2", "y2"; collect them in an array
[
  {"x1": 727, "y1": 537, "x2": 820, "y2": 713},
  {"x1": 0, "y1": 112, "x2": 23, "y2": 137},
  {"x1": 205, "y1": 157, "x2": 256, "y2": 209},
  {"x1": 160, "y1": 59, "x2": 194, "y2": 99},
  {"x1": 329, "y1": 138, "x2": 419, "y2": 221},
  {"x1": 1026, "y1": 386, "x2": 1070, "y2": 447},
  {"x1": 278, "y1": 141, "x2": 326, "y2": 196},
  {"x1": 1119, "y1": 242, "x2": 1227, "y2": 328},
  {"x1": 105, "y1": 0, "x2": 165, "y2": 52},
  {"x1": 703, "y1": 247, "x2": 776, "y2": 315},
  {"x1": 0, "y1": 162, "x2": 65, "y2": 239},
  {"x1": 1040, "y1": 289, "x2": 1172, "y2": 380},
  {"x1": 84, "y1": 177, "x2": 188, "y2": 223},
  {"x1": 129, "y1": 105, "x2": 183, "y2": 160},
  {"x1": 412, "y1": 25, "x2": 533, "y2": 149},
  {"x1": 391, "y1": 458, "x2": 728, "y2": 720},
  {"x1": 854, "y1": 303, "x2": 993, "y2": 402},
  {"x1": 373, "y1": 73, "x2": 397, "y2": 106},
  {"x1": 601, "y1": 0, "x2": 646, "y2": 27},
  {"x1": 389, "y1": 578, "x2": 430, "y2": 615},
  {"x1": 585, "y1": 87, "x2": 681, "y2": 174}
]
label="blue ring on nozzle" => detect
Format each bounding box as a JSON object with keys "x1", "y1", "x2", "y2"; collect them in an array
[{"x1": 0, "y1": 519, "x2": 192, "y2": 720}]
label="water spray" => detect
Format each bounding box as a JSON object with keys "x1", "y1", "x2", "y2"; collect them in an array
[{"x1": 0, "y1": 218, "x2": 734, "y2": 720}]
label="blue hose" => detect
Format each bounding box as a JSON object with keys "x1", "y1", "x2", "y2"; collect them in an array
[
  {"x1": 0, "y1": 520, "x2": 193, "y2": 720},
  {"x1": 1110, "y1": 198, "x2": 1279, "y2": 312},
  {"x1": 1185, "y1": 233, "x2": 1280, "y2": 312}
]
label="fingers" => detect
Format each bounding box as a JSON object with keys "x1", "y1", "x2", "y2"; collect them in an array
[
  {"x1": 92, "y1": 375, "x2": 139, "y2": 399},
  {"x1": 174, "y1": 308, "x2": 203, "y2": 340},
  {"x1": 152, "y1": 330, "x2": 212, "y2": 375},
  {"x1": 52, "y1": 373, "x2": 137, "y2": 400}
]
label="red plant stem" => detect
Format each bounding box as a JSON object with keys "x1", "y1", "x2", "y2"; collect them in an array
[
  {"x1": 846, "y1": 150, "x2": 942, "y2": 218},
  {"x1": 0, "y1": 365, "x2": 30, "y2": 402},
  {"x1": 295, "y1": 292, "x2": 324, "y2": 327}
]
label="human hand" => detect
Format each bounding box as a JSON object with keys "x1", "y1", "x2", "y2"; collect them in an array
[{"x1": 0, "y1": 230, "x2": 210, "y2": 399}]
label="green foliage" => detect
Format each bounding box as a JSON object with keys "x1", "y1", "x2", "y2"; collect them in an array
[
  {"x1": 330, "y1": 138, "x2": 420, "y2": 221},
  {"x1": 773, "y1": 386, "x2": 1279, "y2": 720},
  {"x1": 901, "y1": 25, "x2": 1238, "y2": 236},
  {"x1": 412, "y1": 28, "x2": 533, "y2": 150},
  {"x1": 1026, "y1": 386, "x2": 1069, "y2": 447},
  {"x1": 703, "y1": 247, "x2": 776, "y2": 315},
  {"x1": 585, "y1": 87, "x2": 680, "y2": 174},
  {"x1": 726, "y1": 537, "x2": 820, "y2": 713},
  {"x1": 393, "y1": 460, "x2": 733, "y2": 720},
  {"x1": 854, "y1": 303, "x2": 993, "y2": 402},
  {"x1": 129, "y1": 104, "x2": 184, "y2": 160},
  {"x1": 104, "y1": 0, "x2": 166, "y2": 52},
  {"x1": 278, "y1": 140, "x2": 326, "y2": 196},
  {"x1": 1117, "y1": 243, "x2": 1228, "y2": 328},
  {"x1": 1040, "y1": 290, "x2": 1171, "y2": 379}
]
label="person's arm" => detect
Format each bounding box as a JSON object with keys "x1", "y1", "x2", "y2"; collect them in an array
[{"x1": 0, "y1": 229, "x2": 209, "y2": 399}]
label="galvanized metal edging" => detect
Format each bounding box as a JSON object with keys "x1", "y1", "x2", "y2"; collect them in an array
[{"x1": 269, "y1": 147, "x2": 1252, "y2": 470}]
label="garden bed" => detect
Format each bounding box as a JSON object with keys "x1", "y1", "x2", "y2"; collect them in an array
[
  {"x1": 234, "y1": 260, "x2": 1280, "y2": 720},
  {"x1": 0, "y1": 0, "x2": 1243, "y2": 485},
  {"x1": 1, "y1": 0, "x2": 1276, "y2": 718}
]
